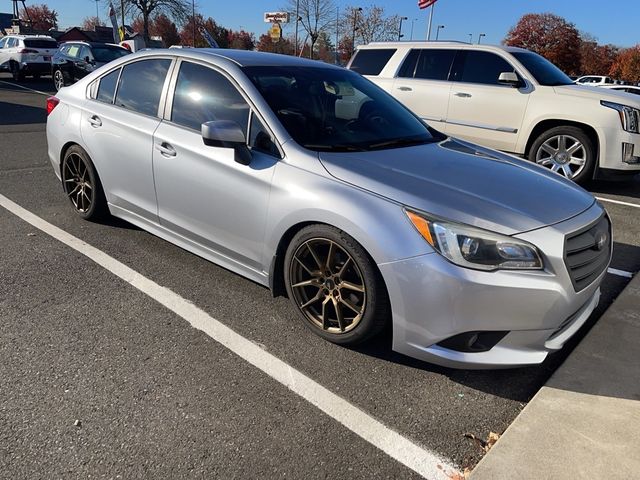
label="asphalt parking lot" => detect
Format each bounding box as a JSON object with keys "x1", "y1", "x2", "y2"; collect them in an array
[{"x1": 1, "y1": 73, "x2": 639, "y2": 478}]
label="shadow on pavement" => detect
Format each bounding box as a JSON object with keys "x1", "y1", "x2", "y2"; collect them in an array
[
  {"x1": 590, "y1": 177, "x2": 640, "y2": 200},
  {"x1": 0, "y1": 101, "x2": 46, "y2": 125}
]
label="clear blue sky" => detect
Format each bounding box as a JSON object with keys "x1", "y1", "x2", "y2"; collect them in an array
[{"x1": 26, "y1": 0, "x2": 640, "y2": 48}]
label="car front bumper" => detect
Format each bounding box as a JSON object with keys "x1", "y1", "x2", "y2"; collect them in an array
[
  {"x1": 380, "y1": 202, "x2": 610, "y2": 369},
  {"x1": 598, "y1": 126, "x2": 640, "y2": 173}
]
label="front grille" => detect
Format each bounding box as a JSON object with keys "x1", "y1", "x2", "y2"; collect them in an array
[{"x1": 564, "y1": 215, "x2": 611, "y2": 291}]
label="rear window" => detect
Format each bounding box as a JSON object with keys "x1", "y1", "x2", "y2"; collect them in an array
[
  {"x1": 24, "y1": 39, "x2": 58, "y2": 49},
  {"x1": 114, "y1": 58, "x2": 172, "y2": 116},
  {"x1": 349, "y1": 49, "x2": 396, "y2": 76},
  {"x1": 97, "y1": 68, "x2": 120, "y2": 103}
]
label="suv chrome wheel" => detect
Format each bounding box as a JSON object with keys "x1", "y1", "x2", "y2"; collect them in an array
[{"x1": 535, "y1": 134, "x2": 586, "y2": 179}]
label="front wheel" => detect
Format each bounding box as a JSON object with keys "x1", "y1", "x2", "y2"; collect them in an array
[
  {"x1": 284, "y1": 225, "x2": 390, "y2": 346},
  {"x1": 529, "y1": 126, "x2": 595, "y2": 185},
  {"x1": 61, "y1": 145, "x2": 108, "y2": 220}
]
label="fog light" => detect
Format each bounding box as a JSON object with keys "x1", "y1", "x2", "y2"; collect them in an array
[
  {"x1": 622, "y1": 142, "x2": 640, "y2": 164},
  {"x1": 437, "y1": 331, "x2": 509, "y2": 353}
]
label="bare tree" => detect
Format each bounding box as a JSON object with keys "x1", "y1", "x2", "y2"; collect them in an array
[
  {"x1": 284, "y1": 0, "x2": 335, "y2": 58},
  {"x1": 343, "y1": 5, "x2": 400, "y2": 47},
  {"x1": 120, "y1": 0, "x2": 190, "y2": 43}
]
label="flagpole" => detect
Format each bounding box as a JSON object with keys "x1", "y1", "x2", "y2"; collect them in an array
[{"x1": 426, "y1": 3, "x2": 434, "y2": 40}]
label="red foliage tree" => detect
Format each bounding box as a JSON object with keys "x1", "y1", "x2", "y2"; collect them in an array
[
  {"x1": 21, "y1": 4, "x2": 58, "y2": 31},
  {"x1": 256, "y1": 34, "x2": 295, "y2": 55},
  {"x1": 228, "y1": 30, "x2": 255, "y2": 50},
  {"x1": 580, "y1": 38, "x2": 619, "y2": 76},
  {"x1": 81, "y1": 16, "x2": 105, "y2": 31},
  {"x1": 504, "y1": 13, "x2": 581, "y2": 75},
  {"x1": 609, "y1": 46, "x2": 640, "y2": 84},
  {"x1": 179, "y1": 15, "x2": 230, "y2": 48},
  {"x1": 132, "y1": 14, "x2": 180, "y2": 47}
]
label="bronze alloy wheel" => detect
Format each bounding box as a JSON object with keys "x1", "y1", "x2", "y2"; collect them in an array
[
  {"x1": 289, "y1": 238, "x2": 367, "y2": 334},
  {"x1": 63, "y1": 152, "x2": 94, "y2": 213}
]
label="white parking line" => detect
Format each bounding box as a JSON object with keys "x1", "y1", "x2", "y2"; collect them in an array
[
  {"x1": 596, "y1": 197, "x2": 640, "y2": 209},
  {"x1": 0, "y1": 192, "x2": 459, "y2": 480},
  {"x1": 0, "y1": 80, "x2": 51, "y2": 96},
  {"x1": 608, "y1": 268, "x2": 635, "y2": 279}
]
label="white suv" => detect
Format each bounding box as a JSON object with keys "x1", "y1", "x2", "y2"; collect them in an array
[
  {"x1": 575, "y1": 75, "x2": 615, "y2": 86},
  {"x1": 0, "y1": 34, "x2": 58, "y2": 82},
  {"x1": 348, "y1": 42, "x2": 640, "y2": 184}
]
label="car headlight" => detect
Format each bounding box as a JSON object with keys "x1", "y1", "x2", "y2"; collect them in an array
[
  {"x1": 601, "y1": 100, "x2": 640, "y2": 133},
  {"x1": 405, "y1": 210, "x2": 543, "y2": 271}
]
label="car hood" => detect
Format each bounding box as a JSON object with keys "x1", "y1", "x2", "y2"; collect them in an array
[
  {"x1": 318, "y1": 138, "x2": 595, "y2": 235},
  {"x1": 553, "y1": 84, "x2": 640, "y2": 106}
]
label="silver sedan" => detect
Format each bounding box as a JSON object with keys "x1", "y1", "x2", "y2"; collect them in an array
[{"x1": 45, "y1": 49, "x2": 611, "y2": 368}]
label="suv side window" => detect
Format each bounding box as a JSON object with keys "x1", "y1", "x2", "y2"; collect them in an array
[
  {"x1": 7, "y1": 37, "x2": 17, "y2": 48},
  {"x1": 79, "y1": 46, "x2": 92, "y2": 62},
  {"x1": 114, "y1": 58, "x2": 172, "y2": 117},
  {"x1": 350, "y1": 49, "x2": 396, "y2": 76},
  {"x1": 414, "y1": 49, "x2": 456, "y2": 81},
  {"x1": 171, "y1": 61, "x2": 250, "y2": 134},
  {"x1": 458, "y1": 51, "x2": 516, "y2": 85},
  {"x1": 96, "y1": 68, "x2": 120, "y2": 103},
  {"x1": 0, "y1": 38, "x2": 6, "y2": 48}
]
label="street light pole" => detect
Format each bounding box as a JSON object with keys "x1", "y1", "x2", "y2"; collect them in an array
[
  {"x1": 435, "y1": 24, "x2": 444, "y2": 41},
  {"x1": 410, "y1": 19, "x2": 417, "y2": 41},
  {"x1": 352, "y1": 7, "x2": 362, "y2": 55},
  {"x1": 294, "y1": 0, "x2": 299, "y2": 58},
  {"x1": 478, "y1": 33, "x2": 486, "y2": 44},
  {"x1": 398, "y1": 16, "x2": 408, "y2": 41}
]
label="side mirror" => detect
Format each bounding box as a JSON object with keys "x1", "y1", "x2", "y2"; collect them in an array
[
  {"x1": 498, "y1": 71, "x2": 522, "y2": 88},
  {"x1": 201, "y1": 120, "x2": 251, "y2": 165}
]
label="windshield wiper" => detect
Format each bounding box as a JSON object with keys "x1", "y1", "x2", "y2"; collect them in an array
[
  {"x1": 367, "y1": 137, "x2": 432, "y2": 150},
  {"x1": 304, "y1": 144, "x2": 368, "y2": 152}
]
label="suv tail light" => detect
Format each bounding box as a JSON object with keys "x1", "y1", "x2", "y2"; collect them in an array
[
  {"x1": 18, "y1": 48, "x2": 39, "y2": 54},
  {"x1": 46, "y1": 96, "x2": 60, "y2": 115}
]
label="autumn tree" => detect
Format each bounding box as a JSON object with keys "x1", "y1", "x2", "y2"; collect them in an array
[
  {"x1": 314, "y1": 30, "x2": 335, "y2": 63},
  {"x1": 283, "y1": 0, "x2": 335, "y2": 59},
  {"x1": 21, "y1": 4, "x2": 58, "y2": 31},
  {"x1": 179, "y1": 15, "x2": 229, "y2": 48},
  {"x1": 609, "y1": 46, "x2": 640, "y2": 83},
  {"x1": 120, "y1": 0, "x2": 189, "y2": 43},
  {"x1": 82, "y1": 16, "x2": 105, "y2": 31},
  {"x1": 337, "y1": 35, "x2": 353, "y2": 65},
  {"x1": 504, "y1": 13, "x2": 581, "y2": 75},
  {"x1": 228, "y1": 30, "x2": 255, "y2": 50},
  {"x1": 256, "y1": 34, "x2": 295, "y2": 55},
  {"x1": 131, "y1": 14, "x2": 179, "y2": 46},
  {"x1": 579, "y1": 34, "x2": 619, "y2": 76}
]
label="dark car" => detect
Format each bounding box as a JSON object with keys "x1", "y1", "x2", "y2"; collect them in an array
[{"x1": 51, "y1": 41, "x2": 130, "y2": 91}]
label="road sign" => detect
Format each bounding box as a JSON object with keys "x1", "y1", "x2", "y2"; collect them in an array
[
  {"x1": 264, "y1": 12, "x2": 290, "y2": 23},
  {"x1": 269, "y1": 23, "x2": 282, "y2": 43}
]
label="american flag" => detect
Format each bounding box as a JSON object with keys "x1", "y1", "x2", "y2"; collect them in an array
[{"x1": 418, "y1": 0, "x2": 438, "y2": 9}]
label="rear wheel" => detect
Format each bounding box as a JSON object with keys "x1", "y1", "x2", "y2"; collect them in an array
[
  {"x1": 61, "y1": 145, "x2": 108, "y2": 221},
  {"x1": 284, "y1": 225, "x2": 390, "y2": 346},
  {"x1": 10, "y1": 62, "x2": 24, "y2": 82},
  {"x1": 53, "y1": 69, "x2": 65, "y2": 91},
  {"x1": 529, "y1": 126, "x2": 595, "y2": 185}
]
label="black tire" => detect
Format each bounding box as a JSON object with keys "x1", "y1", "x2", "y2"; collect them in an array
[
  {"x1": 528, "y1": 126, "x2": 596, "y2": 185},
  {"x1": 61, "y1": 145, "x2": 108, "y2": 221},
  {"x1": 284, "y1": 224, "x2": 390, "y2": 346},
  {"x1": 10, "y1": 62, "x2": 24, "y2": 82}
]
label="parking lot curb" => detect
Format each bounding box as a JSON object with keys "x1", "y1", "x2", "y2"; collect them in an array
[{"x1": 469, "y1": 272, "x2": 640, "y2": 480}]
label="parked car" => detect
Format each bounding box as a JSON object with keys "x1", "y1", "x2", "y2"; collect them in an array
[
  {"x1": 46, "y1": 49, "x2": 611, "y2": 369},
  {"x1": 599, "y1": 84, "x2": 640, "y2": 96},
  {"x1": 348, "y1": 42, "x2": 640, "y2": 184},
  {"x1": 0, "y1": 34, "x2": 58, "y2": 81},
  {"x1": 51, "y1": 41, "x2": 130, "y2": 91},
  {"x1": 575, "y1": 75, "x2": 615, "y2": 86}
]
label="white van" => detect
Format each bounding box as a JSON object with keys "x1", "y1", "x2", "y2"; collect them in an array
[{"x1": 348, "y1": 42, "x2": 640, "y2": 184}]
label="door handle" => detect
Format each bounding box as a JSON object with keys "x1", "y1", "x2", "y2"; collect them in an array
[
  {"x1": 397, "y1": 86, "x2": 413, "y2": 91},
  {"x1": 88, "y1": 115, "x2": 102, "y2": 127},
  {"x1": 155, "y1": 142, "x2": 176, "y2": 157},
  {"x1": 454, "y1": 92, "x2": 472, "y2": 98}
]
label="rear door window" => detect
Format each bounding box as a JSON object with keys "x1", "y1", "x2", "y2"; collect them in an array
[
  {"x1": 414, "y1": 49, "x2": 456, "y2": 81},
  {"x1": 458, "y1": 51, "x2": 516, "y2": 85},
  {"x1": 96, "y1": 68, "x2": 120, "y2": 103},
  {"x1": 349, "y1": 49, "x2": 396, "y2": 75},
  {"x1": 114, "y1": 58, "x2": 172, "y2": 117}
]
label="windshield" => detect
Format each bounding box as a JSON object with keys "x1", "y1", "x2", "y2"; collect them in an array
[
  {"x1": 242, "y1": 65, "x2": 440, "y2": 152},
  {"x1": 92, "y1": 46, "x2": 129, "y2": 63},
  {"x1": 511, "y1": 51, "x2": 573, "y2": 86}
]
